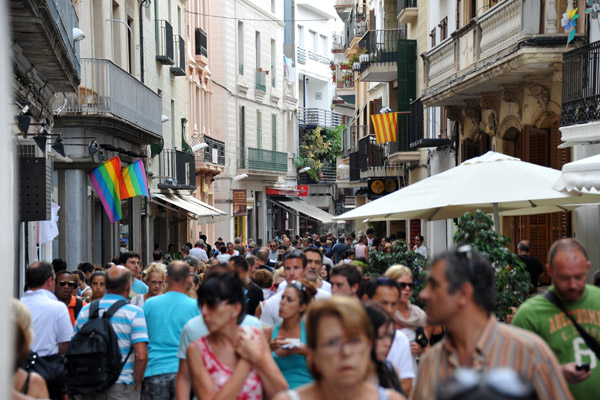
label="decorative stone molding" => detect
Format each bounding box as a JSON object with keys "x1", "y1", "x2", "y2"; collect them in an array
[
  {"x1": 502, "y1": 85, "x2": 522, "y2": 120},
  {"x1": 528, "y1": 83, "x2": 550, "y2": 111}
]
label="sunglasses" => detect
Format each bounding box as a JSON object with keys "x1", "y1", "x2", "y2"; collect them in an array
[
  {"x1": 58, "y1": 281, "x2": 76, "y2": 287},
  {"x1": 399, "y1": 282, "x2": 415, "y2": 290},
  {"x1": 457, "y1": 244, "x2": 475, "y2": 281}
]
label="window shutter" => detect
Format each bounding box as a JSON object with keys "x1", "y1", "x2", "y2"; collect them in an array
[{"x1": 397, "y1": 39, "x2": 417, "y2": 112}]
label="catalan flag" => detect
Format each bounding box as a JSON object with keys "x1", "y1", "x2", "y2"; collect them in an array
[
  {"x1": 371, "y1": 112, "x2": 398, "y2": 144},
  {"x1": 120, "y1": 160, "x2": 149, "y2": 199},
  {"x1": 88, "y1": 156, "x2": 122, "y2": 223}
]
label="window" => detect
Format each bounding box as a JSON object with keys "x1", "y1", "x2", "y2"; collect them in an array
[
  {"x1": 195, "y1": 28, "x2": 208, "y2": 57},
  {"x1": 257, "y1": 110, "x2": 262, "y2": 149},
  {"x1": 439, "y1": 17, "x2": 448, "y2": 41},
  {"x1": 271, "y1": 114, "x2": 277, "y2": 151},
  {"x1": 256, "y1": 31, "x2": 261, "y2": 69},
  {"x1": 238, "y1": 22, "x2": 244, "y2": 74},
  {"x1": 271, "y1": 0, "x2": 276, "y2": 14},
  {"x1": 271, "y1": 39, "x2": 276, "y2": 87},
  {"x1": 320, "y1": 34, "x2": 328, "y2": 57},
  {"x1": 310, "y1": 30, "x2": 317, "y2": 53},
  {"x1": 298, "y1": 25, "x2": 305, "y2": 48},
  {"x1": 239, "y1": 106, "x2": 245, "y2": 168}
]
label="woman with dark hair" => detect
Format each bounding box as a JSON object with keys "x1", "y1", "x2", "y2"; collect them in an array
[
  {"x1": 363, "y1": 302, "x2": 405, "y2": 395},
  {"x1": 264, "y1": 279, "x2": 317, "y2": 389},
  {"x1": 187, "y1": 271, "x2": 287, "y2": 399},
  {"x1": 274, "y1": 297, "x2": 404, "y2": 400}
]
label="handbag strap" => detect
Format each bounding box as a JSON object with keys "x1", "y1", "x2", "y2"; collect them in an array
[{"x1": 544, "y1": 291, "x2": 600, "y2": 359}]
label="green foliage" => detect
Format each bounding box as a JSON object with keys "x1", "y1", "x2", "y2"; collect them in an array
[
  {"x1": 298, "y1": 126, "x2": 345, "y2": 181},
  {"x1": 453, "y1": 210, "x2": 531, "y2": 321},
  {"x1": 366, "y1": 241, "x2": 427, "y2": 308},
  {"x1": 322, "y1": 125, "x2": 344, "y2": 162}
]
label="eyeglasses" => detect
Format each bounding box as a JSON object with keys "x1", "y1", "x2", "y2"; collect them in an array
[
  {"x1": 319, "y1": 336, "x2": 366, "y2": 355},
  {"x1": 58, "y1": 281, "x2": 76, "y2": 287},
  {"x1": 457, "y1": 244, "x2": 475, "y2": 281},
  {"x1": 289, "y1": 280, "x2": 307, "y2": 293},
  {"x1": 399, "y1": 282, "x2": 415, "y2": 290},
  {"x1": 149, "y1": 280, "x2": 164, "y2": 286}
]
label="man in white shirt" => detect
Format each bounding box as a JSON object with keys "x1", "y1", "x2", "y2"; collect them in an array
[
  {"x1": 260, "y1": 249, "x2": 331, "y2": 326},
  {"x1": 277, "y1": 247, "x2": 332, "y2": 294},
  {"x1": 189, "y1": 239, "x2": 209, "y2": 263},
  {"x1": 413, "y1": 235, "x2": 429, "y2": 261}
]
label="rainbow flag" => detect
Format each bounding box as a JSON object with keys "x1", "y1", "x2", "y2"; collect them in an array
[
  {"x1": 120, "y1": 160, "x2": 149, "y2": 199},
  {"x1": 371, "y1": 112, "x2": 398, "y2": 144},
  {"x1": 88, "y1": 156, "x2": 122, "y2": 223}
]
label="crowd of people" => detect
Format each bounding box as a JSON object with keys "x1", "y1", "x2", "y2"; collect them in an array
[{"x1": 11, "y1": 230, "x2": 600, "y2": 400}]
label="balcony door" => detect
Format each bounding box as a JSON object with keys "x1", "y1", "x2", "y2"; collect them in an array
[{"x1": 511, "y1": 121, "x2": 571, "y2": 268}]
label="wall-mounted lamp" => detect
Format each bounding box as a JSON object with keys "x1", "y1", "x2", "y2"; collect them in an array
[
  {"x1": 73, "y1": 28, "x2": 86, "y2": 42},
  {"x1": 52, "y1": 135, "x2": 66, "y2": 157},
  {"x1": 192, "y1": 142, "x2": 208, "y2": 152},
  {"x1": 233, "y1": 173, "x2": 248, "y2": 181},
  {"x1": 161, "y1": 115, "x2": 170, "y2": 123}
]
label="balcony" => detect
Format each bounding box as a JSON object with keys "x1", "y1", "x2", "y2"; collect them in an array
[
  {"x1": 397, "y1": 0, "x2": 418, "y2": 24},
  {"x1": 156, "y1": 20, "x2": 174, "y2": 65},
  {"x1": 256, "y1": 69, "x2": 267, "y2": 92},
  {"x1": 334, "y1": 0, "x2": 354, "y2": 19},
  {"x1": 247, "y1": 148, "x2": 288, "y2": 173},
  {"x1": 308, "y1": 51, "x2": 330, "y2": 65},
  {"x1": 358, "y1": 29, "x2": 406, "y2": 82},
  {"x1": 562, "y1": 41, "x2": 600, "y2": 127},
  {"x1": 422, "y1": 0, "x2": 573, "y2": 106},
  {"x1": 10, "y1": 0, "x2": 81, "y2": 92},
  {"x1": 157, "y1": 149, "x2": 196, "y2": 191},
  {"x1": 349, "y1": 151, "x2": 361, "y2": 181},
  {"x1": 191, "y1": 134, "x2": 225, "y2": 171},
  {"x1": 332, "y1": 32, "x2": 345, "y2": 51},
  {"x1": 358, "y1": 135, "x2": 385, "y2": 171},
  {"x1": 170, "y1": 35, "x2": 186, "y2": 76},
  {"x1": 344, "y1": 6, "x2": 368, "y2": 51},
  {"x1": 298, "y1": 108, "x2": 343, "y2": 128},
  {"x1": 298, "y1": 163, "x2": 337, "y2": 184},
  {"x1": 297, "y1": 48, "x2": 307, "y2": 65},
  {"x1": 54, "y1": 58, "x2": 162, "y2": 143},
  {"x1": 342, "y1": 125, "x2": 367, "y2": 156},
  {"x1": 195, "y1": 28, "x2": 208, "y2": 58},
  {"x1": 408, "y1": 99, "x2": 451, "y2": 149},
  {"x1": 334, "y1": 65, "x2": 354, "y2": 94}
]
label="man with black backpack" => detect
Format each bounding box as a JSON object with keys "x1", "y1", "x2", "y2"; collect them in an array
[
  {"x1": 69, "y1": 265, "x2": 148, "y2": 399},
  {"x1": 513, "y1": 238, "x2": 600, "y2": 400}
]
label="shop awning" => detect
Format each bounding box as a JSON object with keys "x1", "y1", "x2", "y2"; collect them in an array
[
  {"x1": 274, "y1": 198, "x2": 338, "y2": 224},
  {"x1": 152, "y1": 193, "x2": 227, "y2": 224}
]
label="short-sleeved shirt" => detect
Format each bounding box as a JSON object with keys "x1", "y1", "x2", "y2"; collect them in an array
[
  {"x1": 386, "y1": 330, "x2": 415, "y2": 380},
  {"x1": 74, "y1": 294, "x2": 149, "y2": 385},
  {"x1": 143, "y1": 291, "x2": 200, "y2": 378},
  {"x1": 411, "y1": 316, "x2": 572, "y2": 400},
  {"x1": 177, "y1": 314, "x2": 263, "y2": 360},
  {"x1": 189, "y1": 247, "x2": 209, "y2": 262},
  {"x1": 512, "y1": 285, "x2": 600, "y2": 400},
  {"x1": 131, "y1": 278, "x2": 148, "y2": 296},
  {"x1": 260, "y1": 289, "x2": 331, "y2": 326},
  {"x1": 21, "y1": 289, "x2": 73, "y2": 356}
]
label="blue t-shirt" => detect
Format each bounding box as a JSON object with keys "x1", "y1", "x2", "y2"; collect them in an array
[
  {"x1": 132, "y1": 278, "x2": 148, "y2": 296},
  {"x1": 142, "y1": 291, "x2": 200, "y2": 377},
  {"x1": 271, "y1": 321, "x2": 313, "y2": 388}
]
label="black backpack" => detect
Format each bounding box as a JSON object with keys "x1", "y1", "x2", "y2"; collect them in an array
[{"x1": 64, "y1": 300, "x2": 133, "y2": 394}]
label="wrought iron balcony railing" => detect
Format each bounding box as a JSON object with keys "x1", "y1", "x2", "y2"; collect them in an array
[
  {"x1": 48, "y1": 0, "x2": 80, "y2": 77},
  {"x1": 56, "y1": 58, "x2": 162, "y2": 136},
  {"x1": 298, "y1": 108, "x2": 343, "y2": 128},
  {"x1": 157, "y1": 149, "x2": 196, "y2": 190},
  {"x1": 344, "y1": 6, "x2": 368, "y2": 50},
  {"x1": 358, "y1": 134, "x2": 385, "y2": 171},
  {"x1": 562, "y1": 41, "x2": 600, "y2": 127},
  {"x1": 388, "y1": 112, "x2": 411, "y2": 153},
  {"x1": 397, "y1": 0, "x2": 417, "y2": 13},
  {"x1": 349, "y1": 151, "x2": 361, "y2": 181},
  {"x1": 170, "y1": 35, "x2": 185, "y2": 76},
  {"x1": 297, "y1": 48, "x2": 307, "y2": 65},
  {"x1": 191, "y1": 134, "x2": 225, "y2": 166},
  {"x1": 156, "y1": 20, "x2": 174, "y2": 65},
  {"x1": 358, "y1": 29, "x2": 407, "y2": 73},
  {"x1": 342, "y1": 125, "x2": 367, "y2": 156},
  {"x1": 298, "y1": 163, "x2": 337, "y2": 184},
  {"x1": 247, "y1": 147, "x2": 287, "y2": 172}
]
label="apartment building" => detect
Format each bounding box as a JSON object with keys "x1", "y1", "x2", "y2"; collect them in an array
[{"x1": 211, "y1": 0, "x2": 296, "y2": 243}]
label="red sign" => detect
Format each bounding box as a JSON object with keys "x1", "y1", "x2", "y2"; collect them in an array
[{"x1": 297, "y1": 185, "x2": 309, "y2": 197}]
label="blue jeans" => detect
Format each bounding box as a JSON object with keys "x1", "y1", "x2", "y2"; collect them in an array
[{"x1": 141, "y1": 373, "x2": 176, "y2": 400}]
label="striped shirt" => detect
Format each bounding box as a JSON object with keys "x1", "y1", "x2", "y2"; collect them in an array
[
  {"x1": 73, "y1": 294, "x2": 148, "y2": 386},
  {"x1": 411, "y1": 316, "x2": 572, "y2": 400}
]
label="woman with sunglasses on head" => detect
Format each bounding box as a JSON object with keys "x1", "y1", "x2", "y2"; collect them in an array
[
  {"x1": 131, "y1": 263, "x2": 165, "y2": 307},
  {"x1": 263, "y1": 279, "x2": 316, "y2": 389},
  {"x1": 274, "y1": 296, "x2": 404, "y2": 400},
  {"x1": 187, "y1": 270, "x2": 287, "y2": 399},
  {"x1": 384, "y1": 265, "x2": 428, "y2": 370},
  {"x1": 363, "y1": 302, "x2": 405, "y2": 396}
]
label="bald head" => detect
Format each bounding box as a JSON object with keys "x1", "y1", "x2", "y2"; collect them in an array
[
  {"x1": 106, "y1": 265, "x2": 132, "y2": 295},
  {"x1": 548, "y1": 238, "x2": 589, "y2": 270},
  {"x1": 167, "y1": 260, "x2": 190, "y2": 285}
]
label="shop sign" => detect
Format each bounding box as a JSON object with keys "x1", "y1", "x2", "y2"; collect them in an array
[
  {"x1": 297, "y1": 185, "x2": 309, "y2": 197},
  {"x1": 232, "y1": 189, "x2": 247, "y2": 217}
]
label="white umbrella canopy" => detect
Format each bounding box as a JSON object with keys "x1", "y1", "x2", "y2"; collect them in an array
[
  {"x1": 335, "y1": 152, "x2": 600, "y2": 224},
  {"x1": 553, "y1": 154, "x2": 600, "y2": 193}
]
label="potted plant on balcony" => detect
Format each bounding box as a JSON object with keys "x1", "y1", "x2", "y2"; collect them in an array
[
  {"x1": 330, "y1": 60, "x2": 336, "y2": 71},
  {"x1": 340, "y1": 62, "x2": 351, "y2": 70}
]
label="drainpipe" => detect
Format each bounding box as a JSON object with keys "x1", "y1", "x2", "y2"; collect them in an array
[{"x1": 139, "y1": 0, "x2": 150, "y2": 83}]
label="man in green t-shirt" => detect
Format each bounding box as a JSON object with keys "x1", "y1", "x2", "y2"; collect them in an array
[{"x1": 513, "y1": 238, "x2": 600, "y2": 400}]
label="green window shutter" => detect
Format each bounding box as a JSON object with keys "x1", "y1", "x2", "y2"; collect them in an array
[
  {"x1": 257, "y1": 110, "x2": 262, "y2": 149},
  {"x1": 397, "y1": 39, "x2": 417, "y2": 112}
]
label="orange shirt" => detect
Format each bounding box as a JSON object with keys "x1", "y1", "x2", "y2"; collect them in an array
[{"x1": 68, "y1": 295, "x2": 87, "y2": 326}]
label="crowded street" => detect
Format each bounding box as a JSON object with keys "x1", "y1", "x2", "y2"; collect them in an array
[{"x1": 4, "y1": 0, "x2": 600, "y2": 399}]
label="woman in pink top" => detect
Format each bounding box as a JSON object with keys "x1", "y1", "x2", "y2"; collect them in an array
[{"x1": 187, "y1": 271, "x2": 288, "y2": 399}]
